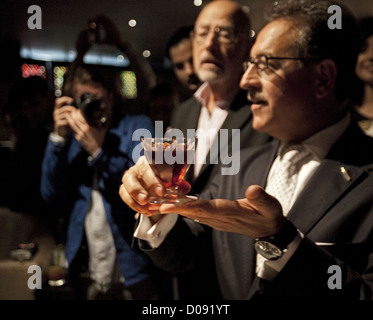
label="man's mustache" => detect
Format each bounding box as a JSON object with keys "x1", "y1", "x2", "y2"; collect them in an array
[
  {"x1": 247, "y1": 89, "x2": 266, "y2": 103},
  {"x1": 199, "y1": 52, "x2": 221, "y2": 64}
]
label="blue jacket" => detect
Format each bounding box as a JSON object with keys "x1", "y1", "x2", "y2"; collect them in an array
[{"x1": 41, "y1": 114, "x2": 154, "y2": 287}]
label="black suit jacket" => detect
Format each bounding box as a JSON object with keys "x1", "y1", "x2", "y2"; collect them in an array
[
  {"x1": 144, "y1": 120, "x2": 373, "y2": 300},
  {"x1": 170, "y1": 90, "x2": 271, "y2": 195},
  {"x1": 166, "y1": 89, "x2": 271, "y2": 299}
]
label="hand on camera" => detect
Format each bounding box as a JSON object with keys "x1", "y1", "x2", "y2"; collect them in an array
[{"x1": 53, "y1": 96, "x2": 106, "y2": 155}]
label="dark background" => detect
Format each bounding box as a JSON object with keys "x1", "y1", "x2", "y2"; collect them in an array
[
  {"x1": 2, "y1": 0, "x2": 372, "y2": 64},
  {"x1": 0, "y1": 0, "x2": 372, "y2": 119}
]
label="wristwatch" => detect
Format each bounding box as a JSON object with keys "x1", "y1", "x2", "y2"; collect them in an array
[{"x1": 254, "y1": 220, "x2": 298, "y2": 261}]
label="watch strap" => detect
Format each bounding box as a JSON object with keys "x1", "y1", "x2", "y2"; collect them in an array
[{"x1": 256, "y1": 220, "x2": 298, "y2": 251}]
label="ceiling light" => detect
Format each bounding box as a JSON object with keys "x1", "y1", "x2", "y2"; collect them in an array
[
  {"x1": 143, "y1": 50, "x2": 151, "y2": 58},
  {"x1": 128, "y1": 19, "x2": 137, "y2": 27},
  {"x1": 194, "y1": 0, "x2": 202, "y2": 7},
  {"x1": 243, "y1": 6, "x2": 251, "y2": 14}
]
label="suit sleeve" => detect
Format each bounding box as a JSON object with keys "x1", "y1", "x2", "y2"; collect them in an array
[
  {"x1": 138, "y1": 177, "x2": 219, "y2": 274},
  {"x1": 249, "y1": 237, "x2": 373, "y2": 300}
]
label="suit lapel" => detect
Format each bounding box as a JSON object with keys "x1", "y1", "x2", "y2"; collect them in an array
[
  {"x1": 197, "y1": 92, "x2": 252, "y2": 177},
  {"x1": 178, "y1": 101, "x2": 200, "y2": 133},
  {"x1": 288, "y1": 121, "x2": 372, "y2": 234},
  {"x1": 171, "y1": 101, "x2": 201, "y2": 183},
  {"x1": 288, "y1": 159, "x2": 366, "y2": 234}
]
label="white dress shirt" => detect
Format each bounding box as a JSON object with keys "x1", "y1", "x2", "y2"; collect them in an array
[
  {"x1": 193, "y1": 82, "x2": 234, "y2": 177},
  {"x1": 84, "y1": 172, "x2": 118, "y2": 292}
]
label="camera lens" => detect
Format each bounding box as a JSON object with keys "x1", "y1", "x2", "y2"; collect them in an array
[{"x1": 75, "y1": 94, "x2": 109, "y2": 128}]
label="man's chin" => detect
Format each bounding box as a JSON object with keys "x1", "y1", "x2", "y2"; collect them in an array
[{"x1": 198, "y1": 70, "x2": 222, "y2": 83}]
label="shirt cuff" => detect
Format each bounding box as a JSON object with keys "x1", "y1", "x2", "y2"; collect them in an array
[
  {"x1": 256, "y1": 230, "x2": 304, "y2": 281},
  {"x1": 88, "y1": 148, "x2": 103, "y2": 163},
  {"x1": 133, "y1": 213, "x2": 179, "y2": 249},
  {"x1": 49, "y1": 132, "x2": 66, "y2": 145}
]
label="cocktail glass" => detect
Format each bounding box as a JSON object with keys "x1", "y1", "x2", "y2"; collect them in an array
[{"x1": 141, "y1": 137, "x2": 197, "y2": 203}]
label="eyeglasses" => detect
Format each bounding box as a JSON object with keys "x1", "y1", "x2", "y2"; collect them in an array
[
  {"x1": 244, "y1": 55, "x2": 315, "y2": 72},
  {"x1": 192, "y1": 27, "x2": 245, "y2": 45}
]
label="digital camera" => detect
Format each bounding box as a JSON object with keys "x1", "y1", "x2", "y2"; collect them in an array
[{"x1": 74, "y1": 93, "x2": 110, "y2": 128}]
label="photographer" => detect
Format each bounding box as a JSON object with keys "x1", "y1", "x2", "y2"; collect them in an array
[
  {"x1": 41, "y1": 63, "x2": 161, "y2": 299},
  {"x1": 40, "y1": 17, "x2": 170, "y2": 300}
]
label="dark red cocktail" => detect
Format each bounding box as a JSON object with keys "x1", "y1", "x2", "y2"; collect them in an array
[{"x1": 142, "y1": 137, "x2": 197, "y2": 203}]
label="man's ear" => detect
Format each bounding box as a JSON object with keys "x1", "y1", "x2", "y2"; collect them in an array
[{"x1": 314, "y1": 59, "x2": 337, "y2": 99}]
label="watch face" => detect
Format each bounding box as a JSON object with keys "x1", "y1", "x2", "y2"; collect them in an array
[{"x1": 254, "y1": 240, "x2": 283, "y2": 260}]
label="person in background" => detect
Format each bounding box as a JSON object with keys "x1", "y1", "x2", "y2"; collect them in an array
[
  {"x1": 40, "y1": 15, "x2": 172, "y2": 300},
  {"x1": 41, "y1": 63, "x2": 161, "y2": 299},
  {"x1": 169, "y1": 0, "x2": 271, "y2": 198},
  {"x1": 353, "y1": 16, "x2": 373, "y2": 137},
  {"x1": 120, "y1": 0, "x2": 373, "y2": 299},
  {"x1": 166, "y1": 25, "x2": 201, "y2": 102}
]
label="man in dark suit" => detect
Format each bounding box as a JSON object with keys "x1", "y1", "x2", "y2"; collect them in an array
[
  {"x1": 164, "y1": 0, "x2": 270, "y2": 299},
  {"x1": 169, "y1": 0, "x2": 270, "y2": 195},
  {"x1": 120, "y1": 0, "x2": 373, "y2": 299}
]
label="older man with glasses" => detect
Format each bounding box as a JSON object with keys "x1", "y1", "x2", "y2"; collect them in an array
[
  {"x1": 169, "y1": 0, "x2": 270, "y2": 199},
  {"x1": 157, "y1": 0, "x2": 271, "y2": 299}
]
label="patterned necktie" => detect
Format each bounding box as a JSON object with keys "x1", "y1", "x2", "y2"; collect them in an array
[{"x1": 266, "y1": 144, "x2": 310, "y2": 215}]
